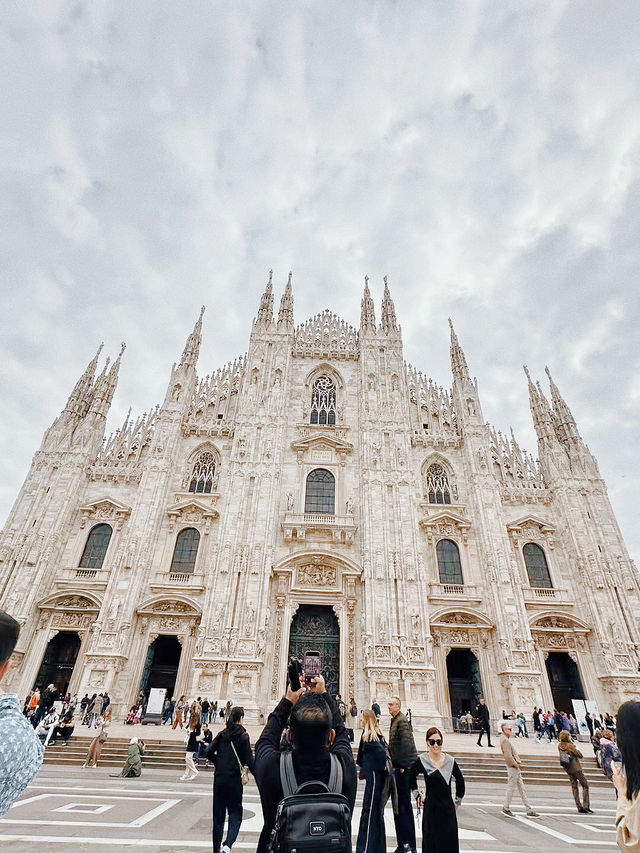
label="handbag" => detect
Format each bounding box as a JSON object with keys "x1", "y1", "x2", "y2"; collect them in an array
[{"x1": 230, "y1": 739, "x2": 250, "y2": 786}]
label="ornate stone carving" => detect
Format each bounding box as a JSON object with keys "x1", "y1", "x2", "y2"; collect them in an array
[{"x1": 297, "y1": 565, "x2": 337, "y2": 587}]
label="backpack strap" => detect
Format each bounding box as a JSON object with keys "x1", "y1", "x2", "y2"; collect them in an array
[
  {"x1": 327, "y1": 753, "x2": 343, "y2": 793},
  {"x1": 280, "y1": 751, "x2": 298, "y2": 798},
  {"x1": 279, "y1": 751, "x2": 343, "y2": 796}
]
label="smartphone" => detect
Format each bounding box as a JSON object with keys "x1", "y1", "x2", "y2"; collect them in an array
[
  {"x1": 303, "y1": 650, "x2": 322, "y2": 684},
  {"x1": 287, "y1": 658, "x2": 303, "y2": 691}
]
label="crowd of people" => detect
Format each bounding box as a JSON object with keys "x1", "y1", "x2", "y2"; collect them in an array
[{"x1": 2, "y1": 608, "x2": 640, "y2": 851}]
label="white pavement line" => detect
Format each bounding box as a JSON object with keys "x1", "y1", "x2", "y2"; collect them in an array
[
  {"x1": 7, "y1": 793, "x2": 51, "y2": 808},
  {"x1": 510, "y1": 814, "x2": 617, "y2": 846},
  {"x1": 130, "y1": 799, "x2": 180, "y2": 828},
  {"x1": 0, "y1": 840, "x2": 545, "y2": 853},
  {"x1": 578, "y1": 823, "x2": 615, "y2": 833}
]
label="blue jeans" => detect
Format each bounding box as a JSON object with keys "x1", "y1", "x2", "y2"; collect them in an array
[{"x1": 213, "y1": 778, "x2": 243, "y2": 852}]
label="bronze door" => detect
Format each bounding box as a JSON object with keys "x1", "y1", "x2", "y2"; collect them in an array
[{"x1": 289, "y1": 605, "x2": 340, "y2": 697}]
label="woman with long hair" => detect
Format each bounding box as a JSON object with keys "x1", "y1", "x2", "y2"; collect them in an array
[
  {"x1": 408, "y1": 727, "x2": 465, "y2": 853},
  {"x1": 612, "y1": 701, "x2": 640, "y2": 851},
  {"x1": 172, "y1": 695, "x2": 187, "y2": 730},
  {"x1": 205, "y1": 706, "x2": 253, "y2": 853},
  {"x1": 82, "y1": 708, "x2": 111, "y2": 768},
  {"x1": 558, "y1": 730, "x2": 592, "y2": 813},
  {"x1": 356, "y1": 709, "x2": 392, "y2": 853}
]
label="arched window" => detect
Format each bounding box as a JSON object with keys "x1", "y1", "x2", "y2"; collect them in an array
[
  {"x1": 426, "y1": 463, "x2": 452, "y2": 504},
  {"x1": 310, "y1": 376, "x2": 336, "y2": 425},
  {"x1": 170, "y1": 527, "x2": 200, "y2": 574},
  {"x1": 304, "y1": 469, "x2": 335, "y2": 515},
  {"x1": 436, "y1": 539, "x2": 463, "y2": 585},
  {"x1": 523, "y1": 542, "x2": 553, "y2": 589},
  {"x1": 79, "y1": 523, "x2": 113, "y2": 570},
  {"x1": 188, "y1": 451, "x2": 216, "y2": 494}
]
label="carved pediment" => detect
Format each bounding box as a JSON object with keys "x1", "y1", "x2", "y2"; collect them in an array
[
  {"x1": 507, "y1": 515, "x2": 555, "y2": 547},
  {"x1": 530, "y1": 613, "x2": 590, "y2": 633},
  {"x1": 79, "y1": 498, "x2": 132, "y2": 530},
  {"x1": 166, "y1": 499, "x2": 219, "y2": 533},
  {"x1": 419, "y1": 510, "x2": 471, "y2": 545},
  {"x1": 291, "y1": 431, "x2": 353, "y2": 465},
  {"x1": 137, "y1": 596, "x2": 202, "y2": 617},
  {"x1": 38, "y1": 592, "x2": 101, "y2": 611},
  {"x1": 431, "y1": 608, "x2": 493, "y2": 629}
]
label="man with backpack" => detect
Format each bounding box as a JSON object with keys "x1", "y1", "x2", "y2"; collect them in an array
[{"x1": 254, "y1": 673, "x2": 356, "y2": 853}]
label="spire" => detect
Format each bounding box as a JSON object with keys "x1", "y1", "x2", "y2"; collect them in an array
[
  {"x1": 448, "y1": 319, "x2": 470, "y2": 382},
  {"x1": 277, "y1": 272, "x2": 294, "y2": 329},
  {"x1": 524, "y1": 365, "x2": 556, "y2": 446},
  {"x1": 380, "y1": 276, "x2": 398, "y2": 333},
  {"x1": 360, "y1": 275, "x2": 376, "y2": 332},
  {"x1": 545, "y1": 365, "x2": 584, "y2": 449},
  {"x1": 90, "y1": 344, "x2": 125, "y2": 418},
  {"x1": 180, "y1": 306, "x2": 205, "y2": 369},
  {"x1": 63, "y1": 342, "x2": 103, "y2": 417},
  {"x1": 256, "y1": 271, "x2": 274, "y2": 326}
]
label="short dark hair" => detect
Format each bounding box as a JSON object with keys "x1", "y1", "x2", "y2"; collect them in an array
[
  {"x1": 0, "y1": 611, "x2": 20, "y2": 666},
  {"x1": 289, "y1": 693, "x2": 332, "y2": 753},
  {"x1": 228, "y1": 705, "x2": 244, "y2": 724},
  {"x1": 617, "y1": 701, "x2": 640, "y2": 801}
]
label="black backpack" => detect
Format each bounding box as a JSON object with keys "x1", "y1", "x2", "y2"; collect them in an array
[{"x1": 269, "y1": 752, "x2": 352, "y2": 852}]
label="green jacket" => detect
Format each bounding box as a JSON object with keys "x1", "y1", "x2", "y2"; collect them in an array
[{"x1": 389, "y1": 712, "x2": 417, "y2": 769}]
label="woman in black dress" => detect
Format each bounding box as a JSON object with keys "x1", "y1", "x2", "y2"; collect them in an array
[
  {"x1": 356, "y1": 710, "x2": 392, "y2": 853},
  {"x1": 408, "y1": 726, "x2": 465, "y2": 853}
]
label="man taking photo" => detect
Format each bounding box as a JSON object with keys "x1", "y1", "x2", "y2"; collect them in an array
[
  {"x1": 0, "y1": 610, "x2": 44, "y2": 816},
  {"x1": 254, "y1": 673, "x2": 356, "y2": 853}
]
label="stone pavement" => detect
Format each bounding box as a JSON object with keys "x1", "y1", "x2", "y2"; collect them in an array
[{"x1": 0, "y1": 764, "x2": 619, "y2": 853}]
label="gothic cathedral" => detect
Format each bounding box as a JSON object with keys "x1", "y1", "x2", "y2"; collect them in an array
[{"x1": 1, "y1": 275, "x2": 639, "y2": 725}]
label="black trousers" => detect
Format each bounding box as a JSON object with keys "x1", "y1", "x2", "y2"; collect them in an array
[
  {"x1": 477, "y1": 722, "x2": 492, "y2": 746},
  {"x1": 392, "y1": 768, "x2": 417, "y2": 853}
]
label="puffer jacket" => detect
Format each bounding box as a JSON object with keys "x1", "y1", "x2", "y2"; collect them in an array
[{"x1": 388, "y1": 712, "x2": 417, "y2": 770}]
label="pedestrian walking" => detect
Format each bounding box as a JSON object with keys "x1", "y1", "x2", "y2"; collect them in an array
[
  {"x1": 201, "y1": 698, "x2": 210, "y2": 726},
  {"x1": 83, "y1": 710, "x2": 111, "y2": 767},
  {"x1": 388, "y1": 695, "x2": 418, "y2": 853},
  {"x1": 206, "y1": 706, "x2": 254, "y2": 853},
  {"x1": 500, "y1": 721, "x2": 539, "y2": 817},
  {"x1": 31, "y1": 684, "x2": 57, "y2": 729},
  {"x1": 558, "y1": 731, "x2": 592, "y2": 813},
  {"x1": 0, "y1": 610, "x2": 44, "y2": 817},
  {"x1": 88, "y1": 693, "x2": 103, "y2": 728},
  {"x1": 172, "y1": 695, "x2": 187, "y2": 729},
  {"x1": 409, "y1": 727, "x2": 465, "y2": 853},
  {"x1": 475, "y1": 697, "x2": 494, "y2": 747},
  {"x1": 612, "y1": 700, "x2": 640, "y2": 851},
  {"x1": 585, "y1": 711, "x2": 594, "y2": 738},
  {"x1": 356, "y1": 710, "x2": 393, "y2": 853},
  {"x1": 180, "y1": 723, "x2": 200, "y2": 781},
  {"x1": 601, "y1": 729, "x2": 622, "y2": 783}
]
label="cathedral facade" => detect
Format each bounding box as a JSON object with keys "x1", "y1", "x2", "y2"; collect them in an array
[{"x1": 1, "y1": 276, "x2": 639, "y2": 726}]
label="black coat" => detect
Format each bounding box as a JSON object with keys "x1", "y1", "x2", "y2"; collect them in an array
[
  {"x1": 389, "y1": 712, "x2": 418, "y2": 769},
  {"x1": 254, "y1": 693, "x2": 357, "y2": 853},
  {"x1": 205, "y1": 722, "x2": 253, "y2": 781},
  {"x1": 475, "y1": 703, "x2": 490, "y2": 725},
  {"x1": 408, "y1": 753, "x2": 465, "y2": 853}
]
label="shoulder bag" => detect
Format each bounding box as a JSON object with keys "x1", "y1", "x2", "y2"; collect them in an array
[{"x1": 230, "y1": 739, "x2": 250, "y2": 785}]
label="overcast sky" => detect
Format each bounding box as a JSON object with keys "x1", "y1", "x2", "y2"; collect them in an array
[{"x1": 1, "y1": 1, "x2": 639, "y2": 562}]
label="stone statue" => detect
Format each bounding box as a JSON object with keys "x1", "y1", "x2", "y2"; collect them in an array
[
  {"x1": 345, "y1": 497, "x2": 354, "y2": 515},
  {"x1": 286, "y1": 492, "x2": 294, "y2": 511}
]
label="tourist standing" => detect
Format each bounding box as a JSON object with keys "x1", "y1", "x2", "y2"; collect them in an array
[
  {"x1": 585, "y1": 711, "x2": 594, "y2": 738},
  {"x1": 201, "y1": 698, "x2": 210, "y2": 726},
  {"x1": 83, "y1": 709, "x2": 111, "y2": 767},
  {"x1": 388, "y1": 695, "x2": 418, "y2": 853},
  {"x1": 206, "y1": 706, "x2": 253, "y2": 853},
  {"x1": 612, "y1": 701, "x2": 640, "y2": 851},
  {"x1": 409, "y1": 727, "x2": 465, "y2": 853},
  {"x1": 475, "y1": 697, "x2": 494, "y2": 747},
  {"x1": 0, "y1": 610, "x2": 45, "y2": 817},
  {"x1": 601, "y1": 729, "x2": 623, "y2": 783},
  {"x1": 558, "y1": 731, "x2": 592, "y2": 813},
  {"x1": 500, "y1": 721, "x2": 539, "y2": 817},
  {"x1": 356, "y1": 710, "x2": 391, "y2": 853}
]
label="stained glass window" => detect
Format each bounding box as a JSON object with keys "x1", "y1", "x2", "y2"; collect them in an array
[
  {"x1": 427, "y1": 463, "x2": 452, "y2": 504},
  {"x1": 304, "y1": 469, "x2": 335, "y2": 515},
  {"x1": 523, "y1": 542, "x2": 553, "y2": 588},
  {"x1": 310, "y1": 376, "x2": 336, "y2": 425},
  {"x1": 170, "y1": 527, "x2": 200, "y2": 574},
  {"x1": 79, "y1": 524, "x2": 113, "y2": 570},
  {"x1": 436, "y1": 539, "x2": 463, "y2": 585},
  {"x1": 189, "y1": 451, "x2": 216, "y2": 494}
]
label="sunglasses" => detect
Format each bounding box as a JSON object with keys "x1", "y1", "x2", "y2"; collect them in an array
[{"x1": 428, "y1": 738, "x2": 442, "y2": 746}]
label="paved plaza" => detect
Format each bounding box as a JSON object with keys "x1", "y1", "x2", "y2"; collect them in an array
[{"x1": 0, "y1": 764, "x2": 619, "y2": 853}]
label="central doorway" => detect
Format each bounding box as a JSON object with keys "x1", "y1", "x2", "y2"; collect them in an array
[
  {"x1": 139, "y1": 635, "x2": 182, "y2": 699},
  {"x1": 545, "y1": 651, "x2": 585, "y2": 712},
  {"x1": 289, "y1": 605, "x2": 340, "y2": 696},
  {"x1": 34, "y1": 631, "x2": 81, "y2": 695},
  {"x1": 446, "y1": 648, "x2": 483, "y2": 719}
]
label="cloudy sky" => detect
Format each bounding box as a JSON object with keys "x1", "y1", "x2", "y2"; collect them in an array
[{"x1": 1, "y1": 1, "x2": 639, "y2": 560}]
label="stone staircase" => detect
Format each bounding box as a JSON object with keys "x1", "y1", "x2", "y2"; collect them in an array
[{"x1": 43, "y1": 737, "x2": 611, "y2": 787}]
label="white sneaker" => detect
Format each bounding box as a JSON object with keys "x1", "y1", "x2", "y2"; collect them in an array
[
  {"x1": 188, "y1": 772, "x2": 198, "y2": 780},
  {"x1": 179, "y1": 775, "x2": 188, "y2": 781},
  {"x1": 221, "y1": 845, "x2": 231, "y2": 853}
]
